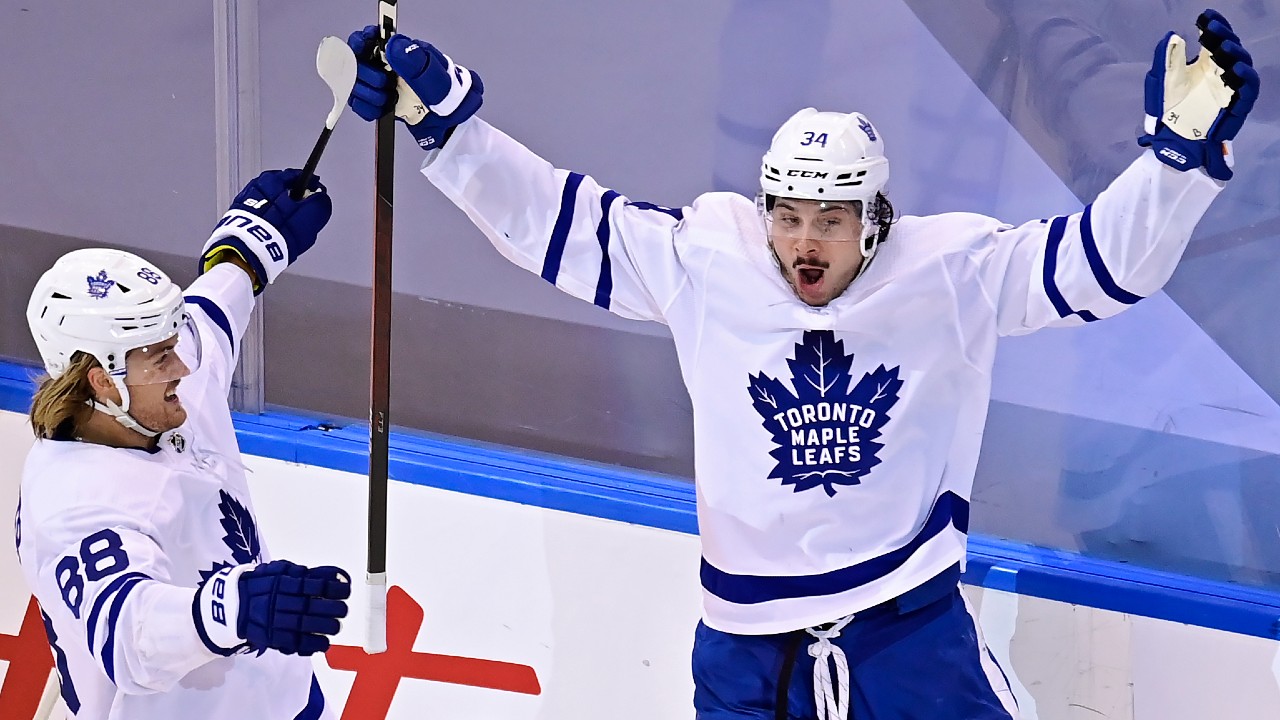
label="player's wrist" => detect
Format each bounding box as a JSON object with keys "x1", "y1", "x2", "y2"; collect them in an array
[
  {"x1": 202, "y1": 247, "x2": 263, "y2": 291},
  {"x1": 192, "y1": 563, "x2": 253, "y2": 656}
]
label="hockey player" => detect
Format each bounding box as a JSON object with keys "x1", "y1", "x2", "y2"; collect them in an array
[
  {"x1": 17, "y1": 169, "x2": 350, "y2": 719},
  {"x1": 345, "y1": 9, "x2": 1257, "y2": 720}
]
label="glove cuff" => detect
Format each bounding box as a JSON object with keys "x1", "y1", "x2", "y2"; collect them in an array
[
  {"x1": 1141, "y1": 126, "x2": 1235, "y2": 181},
  {"x1": 193, "y1": 563, "x2": 253, "y2": 656},
  {"x1": 200, "y1": 210, "x2": 289, "y2": 290},
  {"x1": 429, "y1": 51, "x2": 475, "y2": 116},
  {"x1": 406, "y1": 121, "x2": 453, "y2": 150}
]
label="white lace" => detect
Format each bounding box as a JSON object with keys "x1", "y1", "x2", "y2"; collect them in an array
[{"x1": 806, "y1": 614, "x2": 855, "y2": 720}]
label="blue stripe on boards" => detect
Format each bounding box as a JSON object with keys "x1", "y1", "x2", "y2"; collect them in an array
[
  {"x1": 540, "y1": 173, "x2": 586, "y2": 285},
  {"x1": 185, "y1": 295, "x2": 236, "y2": 355},
  {"x1": 293, "y1": 675, "x2": 326, "y2": 720},
  {"x1": 593, "y1": 191, "x2": 621, "y2": 309},
  {"x1": 1078, "y1": 204, "x2": 1144, "y2": 305},
  {"x1": 86, "y1": 571, "x2": 150, "y2": 651},
  {"x1": 1041, "y1": 216, "x2": 1100, "y2": 323},
  {"x1": 102, "y1": 575, "x2": 150, "y2": 683},
  {"x1": 700, "y1": 491, "x2": 969, "y2": 605}
]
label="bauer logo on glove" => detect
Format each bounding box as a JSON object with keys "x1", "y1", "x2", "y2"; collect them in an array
[{"x1": 198, "y1": 169, "x2": 333, "y2": 294}]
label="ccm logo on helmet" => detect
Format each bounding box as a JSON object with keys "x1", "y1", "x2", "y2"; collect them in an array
[{"x1": 786, "y1": 170, "x2": 829, "y2": 179}]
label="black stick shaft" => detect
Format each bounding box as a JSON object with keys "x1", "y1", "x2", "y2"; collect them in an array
[
  {"x1": 369, "y1": 1, "x2": 397, "y2": 580},
  {"x1": 290, "y1": 125, "x2": 333, "y2": 201}
]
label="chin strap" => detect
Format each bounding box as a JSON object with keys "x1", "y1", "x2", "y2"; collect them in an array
[
  {"x1": 88, "y1": 399, "x2": 160, "y2": 438},
  {"x1": 853, "y1": 218, "x2": 881, "y2": 282},
  {"x1": 852, "y1": 248, "x2": 878, "y2": 283},
  {"x1": 86, "y1": 378, "x2": 160, "y2": 438}
]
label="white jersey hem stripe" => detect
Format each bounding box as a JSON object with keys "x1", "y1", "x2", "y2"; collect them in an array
[{"x1": 700, "y1": 490, "x2": 968, "y2": 604}]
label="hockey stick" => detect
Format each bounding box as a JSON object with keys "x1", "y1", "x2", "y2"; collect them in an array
[
  {"x1": 290, "y1": 36, "x2": 358, "y2": 201},
  {"x1": 365, "y1": 0, "x2": 398, "y2": 655}
]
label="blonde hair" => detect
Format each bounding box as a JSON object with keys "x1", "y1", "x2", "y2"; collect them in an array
[{"x1": 29, "y1": 352, "x2": 100, "y2": 440}]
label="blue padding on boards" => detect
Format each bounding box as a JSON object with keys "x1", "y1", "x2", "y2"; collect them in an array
[
  {"x1": 0, "y1": 361, "x2": 39, "y2": 413},
  {"x1": 966, "y1": 537, "x2": 1280, "y2": 640},
  {"x1": 1, "y1": 358, "x2": 1278, "y2": 640}
]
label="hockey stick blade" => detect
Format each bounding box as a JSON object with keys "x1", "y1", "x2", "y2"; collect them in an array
[{"x1": 291, "y1": 36, "x2": 358, "y2": 200}]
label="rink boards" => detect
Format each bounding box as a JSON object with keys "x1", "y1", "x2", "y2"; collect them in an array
[{"x1": 1, "y1": 362, "x2": 1279, "y2": 719}]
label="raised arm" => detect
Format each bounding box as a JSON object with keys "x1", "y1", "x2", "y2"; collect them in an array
[
  {"x1": 344, "y1": 26, "x2": 691, "y2": 323},
  {"x1": 978, "y1": 9, "x2": 1259, "y2": 335},
  {"x1": 190, "y1": 169, "x2": 334, "y2": 392},
  {"x1": 423, "y1": 118, "x2": 691, "y2": 321},
  {"x1": 978, "y1": 151, "x2": 1221, "y2": 335}
]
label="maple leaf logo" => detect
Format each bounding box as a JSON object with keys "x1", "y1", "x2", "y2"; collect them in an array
[
  {"x1": 199, "y1": 490, "x2": 262, "y2": 584},
  {"x1": 747, "y1": 331, "x2": 903, "y2": 497},
  {"x1": 217, "y1": 490, "x2": 261, "y2": 565}
]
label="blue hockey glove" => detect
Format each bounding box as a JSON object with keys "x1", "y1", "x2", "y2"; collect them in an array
[
  {"x1": 1137, "y1": 9, "x2": 1260, "y2": 181},
  {"x1": 198, "y1": 169, "x2": 333, "y2": 294},
  {"x1": 346, "y1": 25, "x2": 484, "y2": 150},
  {"x1": 194, "y1": 560, "x2": 351, "y2": 657}
]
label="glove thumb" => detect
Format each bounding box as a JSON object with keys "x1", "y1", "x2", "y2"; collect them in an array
[{"x1": 1161, "y1": 32, "x2": 1191, "y2": 108}]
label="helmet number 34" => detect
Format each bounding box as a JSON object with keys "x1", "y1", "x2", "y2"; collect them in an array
[{"x1": 800, "y1": 131, "x2": 829, "y2": 147}]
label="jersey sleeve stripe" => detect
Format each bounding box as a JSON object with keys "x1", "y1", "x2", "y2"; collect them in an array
[
  {"x1": 699, "y1": 491, "x2": 969, "y2": 605},
  {"x1": 185, "y1": 294, "x2": 237, "y2": 356},
  {"x1": 41, "y1": 609, "x2": 82, "y2": 714},
  {"x1": 628, "y1": 200, "x2": 685, "y2": 222},
  {"x1": 540, "y1": 172, "x2": 586, "y2": 285},
  {"x1": 1041, "y1": 215, "x2": 1100, "y2": 323},
  {"x1": 293, "y1": 674, "x2": 327, "y2": 720},
  {"x1": 1077, "y1": 203, "x2": 1144, "y2": 305},
  {"x1": 101, "y1": 575, "x2": 151, "y2": 683},
  {"x1": 86, "y1": 571, "x2": 150, "y2": 650},
  {"x1": 592, "y1": 190, "x2": 622, "y2": 309}
]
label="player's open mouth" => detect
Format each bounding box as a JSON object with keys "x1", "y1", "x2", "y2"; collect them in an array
[
  {"x1": 164, "y1": 382, "x2": 181, "y2": 404},
  {"x1": 797, "y1": 268, "x2": 825, "y2": 286},
  {"x1": 794, "y1": 265, "x2": 827, "y2": 301}
]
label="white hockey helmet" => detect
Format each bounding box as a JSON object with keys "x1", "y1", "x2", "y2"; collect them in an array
[
  {"x1": 760, "y1": 108, "x2": 890, "y2": 257},
  {"x1": 27, "y1": 248, "x2": 199, "y2": 436}
]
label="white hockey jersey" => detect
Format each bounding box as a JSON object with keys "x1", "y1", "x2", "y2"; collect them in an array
[
  {"x1": 15, "y1": 265, "x2": 331, "y2": 719},
  {"x1": 422, "y1": 118, "x2": 1221, "y2": 635}
]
